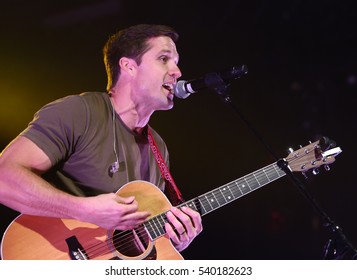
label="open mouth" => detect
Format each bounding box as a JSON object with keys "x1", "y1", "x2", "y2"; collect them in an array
[{"x1": 163, "y1": 83, "x2": 174, "y2": 101}]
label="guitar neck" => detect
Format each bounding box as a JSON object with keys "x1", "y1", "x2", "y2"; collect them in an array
[
  {"x1": 144, "y1": 161, "x2": 286, "y2": 240},
  {"x1": 189, "y1": 161, "x2": 286, "y2": 216}
]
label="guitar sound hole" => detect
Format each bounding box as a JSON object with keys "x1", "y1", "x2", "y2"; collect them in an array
[{"x1": 111, "y1": 225, "x2": 151, "y2": 258}]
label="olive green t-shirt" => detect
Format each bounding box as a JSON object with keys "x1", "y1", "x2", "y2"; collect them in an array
[{"x1": 20, "y1": 92, "x2": 167, "y2": 196}]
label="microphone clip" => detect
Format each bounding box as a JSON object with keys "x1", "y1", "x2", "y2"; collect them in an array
[{"x1": 109, "y1": 161, "x2": 119, "y2": 175}]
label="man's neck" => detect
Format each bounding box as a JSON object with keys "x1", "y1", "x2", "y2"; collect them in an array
[{"x1": 109, "y1": 91, "x2": 151, "y2": 133}]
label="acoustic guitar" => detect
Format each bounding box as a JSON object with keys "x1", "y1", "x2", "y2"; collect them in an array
[{"x1": 1, "y1": 137, "x2": 341, "y2": 260}]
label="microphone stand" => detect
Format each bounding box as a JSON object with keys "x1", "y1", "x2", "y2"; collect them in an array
[{"x1": 211, "y1": 77, "x2": 357, "y2": 260}]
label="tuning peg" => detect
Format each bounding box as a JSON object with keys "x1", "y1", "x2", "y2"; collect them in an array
[
  {"x1": 324, "y1": 165, "x2": 331, "y2": 171},
  {"x1": 312, "y1": 168, "x2": 320, "y2": 175}
]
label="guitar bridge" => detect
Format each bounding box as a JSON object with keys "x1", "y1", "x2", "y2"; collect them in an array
[{"x1": 65, "y1": 236, "x2": 88, "y2": 260}]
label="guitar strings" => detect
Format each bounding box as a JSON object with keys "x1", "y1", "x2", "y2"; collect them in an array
[
  {"x1": 80, "y1": 228, "x2": 148, "y2": 259},
  {"x1": 80, "y1": 152, "x2": 314, "y2": 259},
  {"x1": 81, "y1": 214, "x2": 169, "y2": 259}
]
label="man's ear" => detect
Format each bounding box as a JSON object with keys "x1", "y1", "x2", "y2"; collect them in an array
[{"x1": 119, "y1": 57, "x2": 136, "y2": 75}]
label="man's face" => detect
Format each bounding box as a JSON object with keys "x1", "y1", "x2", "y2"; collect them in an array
[{"x1": 131, "y1": 36, "x2": 182, "y2": 111}]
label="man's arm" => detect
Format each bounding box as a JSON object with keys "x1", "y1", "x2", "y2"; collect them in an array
[{"x1": 0, "y1": 136, "x2": 150, "y2": 230}]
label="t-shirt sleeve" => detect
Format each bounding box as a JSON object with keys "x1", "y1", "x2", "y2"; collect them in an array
[{"x1": 20, "y1": 95, "x2": 88, "y2": 166}]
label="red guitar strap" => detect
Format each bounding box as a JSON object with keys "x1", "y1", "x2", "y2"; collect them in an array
[{"x1": 147, "y1": 128, "x2": 185, "y2": 206}]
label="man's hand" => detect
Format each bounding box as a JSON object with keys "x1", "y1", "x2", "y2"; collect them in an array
[
  {"x1": 165, "y1": 206, "x2": 203, "y2": 252},
  {"x1": 78, "y1": 194, "x2": 151, "y2": 230}
]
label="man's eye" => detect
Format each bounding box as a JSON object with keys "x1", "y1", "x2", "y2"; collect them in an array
[{"x1": 160, "y1": 56, "x2": 168, "y2": 63}]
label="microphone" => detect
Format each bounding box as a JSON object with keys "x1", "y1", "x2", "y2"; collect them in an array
[{"x1": 174, "y1": 65, "x2": 248, "y2": 99}]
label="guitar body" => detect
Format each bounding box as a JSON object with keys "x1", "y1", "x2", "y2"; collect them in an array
[{"x1": 1, "y1": 181, "x2": 183, "y2": 260}]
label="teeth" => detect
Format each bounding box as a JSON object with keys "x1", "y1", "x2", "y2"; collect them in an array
[{"x1": 163, "y1": 83, "x2": 174, "y2": 92}]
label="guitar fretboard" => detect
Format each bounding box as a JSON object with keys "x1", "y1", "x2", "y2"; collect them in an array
[{"x1": 144, "y1": 161, "x2": 286, "y2": 240}]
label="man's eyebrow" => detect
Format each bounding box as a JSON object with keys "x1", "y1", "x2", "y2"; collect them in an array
[
  {"x1": 159, "y1": 48, "x2": 172, "y2": 55},
  {"x1": 159, "y1": 49, "x2": 179, "y2": 62}
]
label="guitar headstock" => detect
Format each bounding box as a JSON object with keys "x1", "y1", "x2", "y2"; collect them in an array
[{"x1": 285, "y1": 136, "x2": 342, "y2": 174}]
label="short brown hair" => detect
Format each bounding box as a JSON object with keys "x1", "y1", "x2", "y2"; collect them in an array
[{"x1": 103, "y1": 24, "x2": 179, "y2": 91}]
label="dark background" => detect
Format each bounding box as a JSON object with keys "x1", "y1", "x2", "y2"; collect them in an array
[{"x1": 1, "y1": 0, "x2": 356, "y2": 259}]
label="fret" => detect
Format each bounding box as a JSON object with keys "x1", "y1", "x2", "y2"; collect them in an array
[
  {"x1": 191, "y1": 201, "x2": 198, "y2": 211},
  {"x1": 219, "y1": 186, "x2": 230, "y2": 203},
  {"x1": 191, "y1": 199, "x2": 204, "y2": 215},
  {"x1": 255, "y1": 169, "x2": 269, "y2": 186},
  {"x1": 266, "y1": 164, "x2": 281, "y2": 181},
  {"x1": 157, "y1": 214, "x2": 167, "y2": 234},
  {"x1": 185, "y1": 201, "x2": 196, "y2": 211},
  {"x1": 144, "y1": 220, "x2": 159, "y2": 239},
  {"x1": 234, "y1": 181, "x2": 244, "y2": 196},
  {"x1": 213, "y1": 189, "x2": 226, "y2": 206},
  {"x1": 211, "y1": 191, "x2": 220, "y2": 206},
  {"x1": 236, "y1": 178, "x2": 251, "y2": 195},
  {"x1": 205, "y1": 192, "x2": 220, "y2": 210},
  {"x1": 246, "y1": 173, "x2": 260, "y2": 190},
  {"x1": 262, "y1": 168, "x2": 271, "y2": 183},
  {"x1": 199, "y1": 195, "x2": 210, "y2": 214},
  {"x1": 144, "y1": 214, "x2": 167, "y2": 240},
  {"x1": 150, "y1": 217, "x2": 162, "y2": 238},
  {"x1": 243, "y1": 177, "x2": 252, "y2": 191},
  {"x1": 152, "y1": 216, "x2": 164, "y2": 236},
  {"x1": 225, "y1": 184, "x2": 236, "y2": 200}
]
